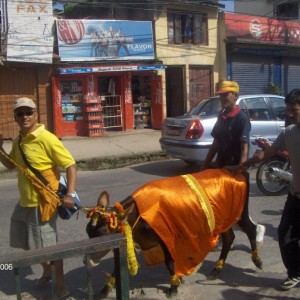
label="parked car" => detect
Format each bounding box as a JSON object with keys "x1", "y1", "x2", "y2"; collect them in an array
[{"x1": 159, "y1": 94, "x2": 286, "y2": 164}]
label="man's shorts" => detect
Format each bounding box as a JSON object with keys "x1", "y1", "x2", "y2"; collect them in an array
[{"x1": 10, "y1": 204, "x2": 58, "y2": 250}]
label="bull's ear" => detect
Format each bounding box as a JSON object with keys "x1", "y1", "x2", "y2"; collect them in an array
[{"x1": 97, "y1": 191, "x2": 109, "y2": 208}]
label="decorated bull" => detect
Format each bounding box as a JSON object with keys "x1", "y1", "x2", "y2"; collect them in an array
[{"x1": 85, "y1": 169, "x2": 263, "y2": 298}]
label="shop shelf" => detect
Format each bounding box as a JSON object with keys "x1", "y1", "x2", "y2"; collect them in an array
[
  {"x1": 84, "y1": 98, "x2": 103, "y2": 104},
  {"x1": 88, "y1": 130, "x2": 105, "y2": 137},
  {"x1": 84, "y1": 106, "x2": 103, "y2": 112},
  {"x1": 88, "y1": 123, "x2": 104, "y2": 129},
  {"x1": 86, "y1": 115, "x2": 104, "y2": 121}
]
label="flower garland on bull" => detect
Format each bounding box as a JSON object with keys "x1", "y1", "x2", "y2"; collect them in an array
[{"x1": 86, "y1": 202, "x2": 139, "y2": 287}]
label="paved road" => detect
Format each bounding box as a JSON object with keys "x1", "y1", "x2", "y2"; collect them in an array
[{"x1": 0, "y1": 160, "x2": 299, "y2": 299}]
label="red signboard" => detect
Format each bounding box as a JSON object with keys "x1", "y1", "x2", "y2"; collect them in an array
[{"x1": 225, "y1": 12, "x2": 300, "y2": 45}]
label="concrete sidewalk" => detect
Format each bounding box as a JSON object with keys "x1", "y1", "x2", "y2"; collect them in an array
[{"x1": 0, "y1": 129, "x2": 165, "y2": 173}]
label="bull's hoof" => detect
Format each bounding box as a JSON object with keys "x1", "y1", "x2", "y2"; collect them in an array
[
  {"x1": 252, "y1": 257, "x2": 263, "y2": 270},
  {"x1": 251, "y1": 249, "x2": 263, "y2": 270},
  {"x1": 166, "y1": 285, "x2": 178, "y2": 298},
  {"x1": 95, "y1": 285, "x2": 112, "y2": 299},
  {"x1": 207, "y1": 267, "x2": 222, "y2": 280}
]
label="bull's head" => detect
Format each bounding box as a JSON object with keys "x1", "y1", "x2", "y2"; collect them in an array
[
  {"x1": 85, "y1": 191, "x2": 131, "y2": 267},
  {"x1": 86, "y1": 191, "x2": 115, "y2": 238}
]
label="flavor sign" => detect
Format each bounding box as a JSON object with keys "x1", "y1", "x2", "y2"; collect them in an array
[
  {"x1": 225, "y1": 12, "x2": 300, "y2": 45},
  {"x1": 56, "y1": 19, "x2": 154, "y2": 61}
]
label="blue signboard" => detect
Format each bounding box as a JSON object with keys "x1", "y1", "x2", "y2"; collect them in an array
[
  {"x1": 59, "y1": 65, "x2": 166, "y2": 74},
  {"x1": 57, "y1": 20, "x2": 154, "y2": 62}
]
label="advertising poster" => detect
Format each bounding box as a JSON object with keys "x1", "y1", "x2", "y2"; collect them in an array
[
  {"x1": 6, "y1": 0, "x2": 54, "y2": 63},
  {"x1": 57, "y1": 19, "x2": 154, "y2": 61},
  {"x1": 225, "y1": 12, "x2": 300, "y2": 45}
]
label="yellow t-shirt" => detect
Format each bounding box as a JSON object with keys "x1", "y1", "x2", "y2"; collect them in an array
[{"x1": 10, "y1": 124, "x2": 75, "y2": 207}]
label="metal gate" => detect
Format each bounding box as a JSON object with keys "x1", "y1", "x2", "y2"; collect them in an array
[
  {"x1": 231, "y1": 55, "x2": 275, "y2": 95},
  {"x1": 282, "y1": 57, "x2": 300, "y2": 95}
]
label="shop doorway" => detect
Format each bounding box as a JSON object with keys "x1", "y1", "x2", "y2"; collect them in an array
[
  {"x1": 132, "y1": 75, "x2": 152, "y2": 128},
  {"x1": 166, "y1": 66, "x2": 185, "y2": 117},
  {"x1": 97, "y1": 76, "x2": 123, "y2": 130}
]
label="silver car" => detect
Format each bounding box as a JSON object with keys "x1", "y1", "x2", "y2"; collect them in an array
[{"x1": 160, "y1": 94, "x2": 286, "y2": 164}]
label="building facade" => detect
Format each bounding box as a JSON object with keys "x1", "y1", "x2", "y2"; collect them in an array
[
  {"x1": 224, "y1": 12, "x2": 300, "y2": 96},
  {"x1": 0, "y1": 1, "x2": 226, "y2": 138}
]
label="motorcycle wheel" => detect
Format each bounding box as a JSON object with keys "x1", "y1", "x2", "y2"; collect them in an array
[{"x1": 256, "y1": 156, "x2": 289, "y2": 196}]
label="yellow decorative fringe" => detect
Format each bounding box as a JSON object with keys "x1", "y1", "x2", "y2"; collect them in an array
[
  {"x1": 123, "y1": 221, "x2": 139, "y2": 276},
  {"x1": 106, "y1": 276, "x2": 115, "y2": 288},
  {"x1": 170, "y1": 275, "x2": 181, "y2": 286},
  {"x1": 216, "y1": 259, "x2": 225, "y2": 270}
]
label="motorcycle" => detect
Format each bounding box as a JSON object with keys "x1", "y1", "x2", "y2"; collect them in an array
[{"x1": 252, "y1": 137, "x2": 291, "y2": 196}]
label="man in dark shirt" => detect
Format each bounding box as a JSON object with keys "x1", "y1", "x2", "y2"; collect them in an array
[{"x1": 202, "y1": 80, "x2": 265, "y2": 246}]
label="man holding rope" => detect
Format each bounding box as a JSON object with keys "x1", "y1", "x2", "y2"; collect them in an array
[{"x1": 0, "y1": 97, "x2": 76, "y2": 299}]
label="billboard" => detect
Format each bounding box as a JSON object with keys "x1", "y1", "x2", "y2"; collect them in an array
[
  {"x1": 6, "y1": 0, "x2": 54, "y2": 63},
  {"x1": 225, "y1": 12, "x2": 300, "y2": 45},
  {"x1": 56, "y1": 19, "x2": 154, "y2": 61}
]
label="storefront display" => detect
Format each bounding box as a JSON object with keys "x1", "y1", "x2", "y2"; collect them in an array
[
  {"x1": 84, "y1": 95, "x2": 104, "y2": 137},
  {"x1": 53, "y1": 65, "x2": 164, "y2": 138},
  {"x1": 61, "y1": 80, "x2": 83, "y2": 122},
  {"x1": 133, "y1": 102, "x2": 151, "y2": 128},
  {"x1": 132, "y1": 76, "x2": 152, "y2": 128}
]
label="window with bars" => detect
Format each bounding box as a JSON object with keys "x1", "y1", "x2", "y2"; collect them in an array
[
  {"x1": 167, "y1": 11, "x2": 208, "y2": 45},
  {"x1": 275, "y1": 1, "x2": 299, "y2": 20}
]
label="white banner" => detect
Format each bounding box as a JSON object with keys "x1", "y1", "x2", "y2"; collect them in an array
[{"x1": 7, "y1": 0, "x2": 54, "y2": 63}]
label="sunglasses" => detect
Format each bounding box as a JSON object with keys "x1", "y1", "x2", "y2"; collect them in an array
[{"x1": 15, "y1": 110, "x2": 35, "y2": 117}]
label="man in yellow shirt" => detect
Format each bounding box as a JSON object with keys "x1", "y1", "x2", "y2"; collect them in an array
[{"x1": 0, "y1": 97, "x2": 77, "y2": 299}]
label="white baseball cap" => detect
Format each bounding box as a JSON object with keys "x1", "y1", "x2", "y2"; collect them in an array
[{"x1": 13, "y1": 97, "x2": 36, "y2": 111}]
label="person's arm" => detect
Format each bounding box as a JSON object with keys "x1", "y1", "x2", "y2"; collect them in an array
[
  {"x1": 226, "y1": 146, "x2": 277, "y2": 173},
  {"x1": 61, "y1": 163, "x2": 77, "y2": 208},
  {"x1": 0, "y1": 134, "x2": 16, "y2": 170},
  {"x1": 239, "y1": 141, "x2": 249, "y2": 164},
  {"x1": 201, "y1": 139, "x2": 217, "y2": 170}
]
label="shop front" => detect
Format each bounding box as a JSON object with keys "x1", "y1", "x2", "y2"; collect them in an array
[
  {"x1": 225, "y1": 12, "x2": 300, "y2": 96},
  {"x1": 52, "y1": 65, "x2": 164, "y2": 138},
  {"x1": 53, "y1": 19, "x2": 164, "y2": 137}
]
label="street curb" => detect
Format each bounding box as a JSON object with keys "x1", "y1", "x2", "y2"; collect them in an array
[
  {"x1": 0, "y1": 152, "x2": 169, "y2": 179},
  {"x1": 76, "y1": 151, "x2": 168, "y2": 171}
]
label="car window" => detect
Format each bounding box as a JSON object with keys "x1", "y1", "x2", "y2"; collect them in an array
[
  {"x1": 238, "y1": 100, "x2": 247, "y2": 113},
  {"x1": 242, "y1": 97, "x2": 270, "y2": 121},
  {"x1": 267, "y1": 96, "x2": 286, "y2": 121},
  {"x1": 187, "y1": 97, "x2": 222, "y2": 117}
]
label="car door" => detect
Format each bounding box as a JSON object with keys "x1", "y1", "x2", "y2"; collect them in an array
[
  {"x1": 265, "y1": 96, "x2": 286, "y2": 133},
  {"x1": 239, "y1": 96, "x2": 280, "y2": 157}
]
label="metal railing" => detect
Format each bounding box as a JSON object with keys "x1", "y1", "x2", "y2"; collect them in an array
[{"x1": 0, "y1": 234, "x2": 129, "y2": 300}]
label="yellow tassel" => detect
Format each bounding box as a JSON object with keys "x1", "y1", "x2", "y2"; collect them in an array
[
  {"x1": 123, "y1": 221, "x2": 139, "y2": 276},
  {"x1": 106, "y1": 276, "x2": 115, "y2": 289},
  {"x1": 170, "y1": 275, "x2": 181, "y2": 286},
  {"x1": 216, "y1": 259, "x2": 225, "y2": 270}
]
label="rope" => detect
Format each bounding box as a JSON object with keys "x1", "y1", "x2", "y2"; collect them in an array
[{"x1": 131, "y1": 215, "x2": 141, "y2": 230}]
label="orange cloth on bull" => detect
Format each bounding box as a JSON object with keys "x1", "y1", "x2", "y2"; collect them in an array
[{"x1": 132, "y1": 169, "x2": 247, "y2": 277}]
